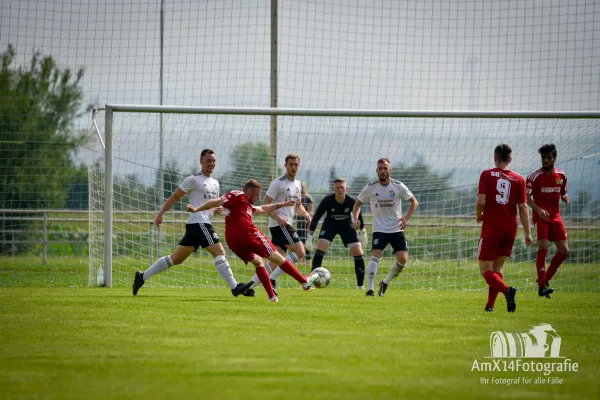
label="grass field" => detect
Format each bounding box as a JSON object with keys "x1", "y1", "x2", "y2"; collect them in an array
[
  {"x1": 1, "y1": 287, "x2": 599, "y2": 400},
  {"x1": 2, "y1": 255, "x2": 599, "y2": 293}
]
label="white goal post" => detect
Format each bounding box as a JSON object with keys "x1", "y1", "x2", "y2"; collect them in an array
[{"x1": 90, "y1": 105, "x2": 600, "y2": 290}]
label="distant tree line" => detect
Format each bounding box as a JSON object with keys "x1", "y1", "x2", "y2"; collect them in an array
[
  {"x1": 1, "y1": 44, "x2": 598, "y2": 255},
  {"x1": 0, "y1": 45, "x2": 89, "y2": 252}
]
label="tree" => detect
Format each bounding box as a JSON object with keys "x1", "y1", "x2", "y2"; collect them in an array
[
  {"x1": 0, "y1": 45, "x2": 90, "y2": 252},
  {"x1": 218, "y1": 142, "x2": 271, "y2": 198},
  {"x1": 349, "y1": 173, "x2": 371, "y2": 196},
  {"x1": 451, "y1": 185, "x2": 478, "y2": 216},
  {"x1": 65, "y1": 165, "x2": 89, "y2": 210},
  {"x1": 156, "y1": 160, "x2": 184, "y2": 210},
  {"x1": 590, "y1": 199, "x2": 600, "y2": 218},
  {"x1": 565, "y1": 191, "x2": 590, "y2": 217},
  {"x1": 391, "y1": 162, "x2": 455, "y2": 214},
  {"x1": 329, "y1": 166, "x2": 337, "y2": 188},
  {"x1": 112, "y1": 173, "x2": 157, "y2": 211}
]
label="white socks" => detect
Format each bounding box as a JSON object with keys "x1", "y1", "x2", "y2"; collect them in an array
[
  {"x1": 269, "y1": 267, "x2": 284, "y2": 281},
  {"x1": 215, "y1": 255, "x2": 237, "y2": 290},
  {"x1": 143, "y1": 255, "x2": 173, "y2": 281},
  {"x1": 366, "y1": 256, "x2": 380, "y2": 291},
  {"x1": 383, "y1": 261, "x2": 405, "y2": 285},
  {"x1": 251, "y1": 253, "x2": 300, "y2": 288},
  {"x1": 269, "y1": 252, "x2": 300, "y2": 280},
  {"x1": 250, "y1": 262, "x2": 275, "y2": 289},
  {"x1": 144, "y1": 255, "x2": 238, "y2": 290},
  {"x1": 251, "y1": 261, "x2": 275, "y2": 288},
  {"x1": 264, "y1": 263, "x2": 273, "y2": 275}
]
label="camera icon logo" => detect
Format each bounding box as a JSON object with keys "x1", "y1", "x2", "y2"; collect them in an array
[{"x1": 490, "y1": 324, "x2": 562, "y2": 358}]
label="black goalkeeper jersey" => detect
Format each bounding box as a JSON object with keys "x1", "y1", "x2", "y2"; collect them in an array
[{"x1": 309, "y1": 194, "x2": 365, "y2": 232}]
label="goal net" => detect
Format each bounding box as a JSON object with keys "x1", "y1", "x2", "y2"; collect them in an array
[{"x1": 88, "y1": 107, "x2": 600, "y2": 292}]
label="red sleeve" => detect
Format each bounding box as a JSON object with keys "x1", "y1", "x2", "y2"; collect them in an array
[
  {"x1": 478, "y1": 171, "x2": 488, "y2": 195},
  {"x1": 222, "y1": 191, "x2": 238, "y2": 210},
  {"x1": 561, "y1": 175, "x2": 568, "y2": 195},
  {"x1": 222, "y1": 190, "x2": 248, "y2": 210},
  {"x1": 525, "y1": 175, "x2": 534, "y2": 196}
]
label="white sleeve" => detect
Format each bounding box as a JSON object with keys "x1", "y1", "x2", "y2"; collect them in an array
[
  {"x1": 357, "y1": 185, "x2": 370, "y2": 203},
  {"x1": 265, "y1": 180, "x2": 279, "y2": 199},
  {"x1": 398, "y1": 182, "x2": 413, "y2": 200},
  {"x1": 216, "y1": 180, "x2": 220, "y2": 196},
  {"x1": 179, "y1": 176, "x2": 195, "y2": 194}
]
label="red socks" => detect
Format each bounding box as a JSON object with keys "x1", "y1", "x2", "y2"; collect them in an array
[
  {"x1": 536, "y1": 248, "x2": 548, "y2": 287},
  {"x1": 278, "y1": 259, "x2": 307, "y2": 284},
  {"x1": 486, "y1": 272, "x2": 503, "y2": 308},
  {"x1": 256, "y1": 266, "x2": 275, "y2": 299},
  {"x1": 483, "y1": 270, "x2": 508, "y2": 295},
  {"x1": 547, "y1": 252, "x2": 567, "y2": 284}
]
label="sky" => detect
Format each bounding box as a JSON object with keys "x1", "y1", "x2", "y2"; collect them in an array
[{"x1": 1, "y1": 0, "x2": 599, "y2": 198}]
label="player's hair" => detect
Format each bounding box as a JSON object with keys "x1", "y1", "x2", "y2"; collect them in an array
[
  {"x1": 285, "y1": 153, "x2": 300, "y2": 163},
  {"x1": 333, "y1": 178, "x2": 347, "y2": 185},
  {"x1": 243, "y1": 179, "x2": 262, "y2": 190},
  {"x1": 538, "y1": 143, "x2": 558, "y2": 159},
  {"x1": 200, "y1": 149, "x2": 215, "y2": 159},
  {"x1": 377, "y1": 157, "x2": 390, "y2": 165},
  {"x1": 494, "y1": 144, "x2": 512, "y2": 162}
]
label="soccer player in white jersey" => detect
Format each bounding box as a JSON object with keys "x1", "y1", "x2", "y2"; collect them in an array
[
  {"x1": 132, "y1": 149, "x2": 252, "y2": 297},
  {"x1": 352, "y1": 158, "x2": 419, "y2": 297},
  {"x1": 247, "y1": 154, "x2": 311, "y2": 293}
]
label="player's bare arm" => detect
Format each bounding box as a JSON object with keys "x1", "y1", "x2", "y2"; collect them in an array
[
  {"x1": 295, "y1": 202, "x2": 312, "y2": 224},
  {"x1": 526, "y1": 193, "x2": 549, "y2": 221},
  {"x1": 561, "y1": 193, "x2": 570, "y2": 204},
  {"x1": 213, "y1": 206, "x2": 225, "y2": 215},
  {"x1": 306, "y1": 201, "x2": 314, "y2": 216},
  {"x1": 401, "y1": 196, "x2": 419, "y2": 229},
  {"x1": 518, "y1": 203, "x2": 533, "y2": 246},
  {"x1": 475, "y1": 194, "x2": 486, "y2": 222},
  {"x1": 254, "y1": 199, "x2": 298, "y2": 215},
  {"x1": 352, "y1": 199, "x2": 363, "y2": 230},
  {"x1": 263, "y1": 194, "x2": 289, "y2": 225},
  {"x1": 187, "y1": 197, "x2": 225, "y2": 213},
  {"x1": 155, "y1": 187, "x2": 187, "y2": 228}
]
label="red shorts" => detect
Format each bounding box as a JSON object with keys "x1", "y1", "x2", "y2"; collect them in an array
[
  {"x1": 535, "y1": 220, "x2": 567, "y2": 242},
  {"x1": 477, "y1": 234, "x2": 516, "y2": 261},
  {"x1": 226, "y1": 230, "x2": 276, "y2": 264}
]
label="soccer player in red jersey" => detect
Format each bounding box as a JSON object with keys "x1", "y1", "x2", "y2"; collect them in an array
[
  {"x1": 476, "y1": 144, "x2": 533, "y2": 313},
  {"x1": 526, "y1": 144, "x2": 570, "y2": 298},
  {"x1": 187, "y1": 179, "x2": 318, "y2": 302}
]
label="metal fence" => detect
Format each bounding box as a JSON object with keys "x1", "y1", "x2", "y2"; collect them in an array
[{"x1": 1, "y1": 209, "x2": 598, "y2": 265}]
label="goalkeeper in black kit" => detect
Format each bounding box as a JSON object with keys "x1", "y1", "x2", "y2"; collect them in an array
[{"x1": 306, "y1": 178, "x2": 367, "y2": 289}]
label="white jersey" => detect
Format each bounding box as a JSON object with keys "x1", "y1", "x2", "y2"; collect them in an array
[
  {"x1": 357, "y1": 179, "x2": 413, "y2": 233},
  {"x1": 179, "y1": 173, "x2": 220, "y2": 225},
  {"x1": 265, "y1": 174, "x2": 301, "y2": 228}
]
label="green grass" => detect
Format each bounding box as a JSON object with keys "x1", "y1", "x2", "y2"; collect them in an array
[
  {"x1": 2, "y1": 255, "x2": 599, "y2": 292},
  {"x1": 0, "y1": 288, "x2": 599, "y2": 399}
]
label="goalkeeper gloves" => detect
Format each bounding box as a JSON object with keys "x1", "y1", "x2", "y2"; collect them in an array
[
  {"x1": 358, "y1": 229, "x2": 368, "y2": 249},
  {"x1": 305, "y1": 232, "x2": 314, "y2": 252}
]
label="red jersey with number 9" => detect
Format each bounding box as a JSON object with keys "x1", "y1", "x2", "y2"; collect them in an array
[
  {"x1": 478, "y1": 168, "x2": 526, "y2": 237},
  {"x1": 221, "y1": 190, "x2": 258, "y2": 237}
]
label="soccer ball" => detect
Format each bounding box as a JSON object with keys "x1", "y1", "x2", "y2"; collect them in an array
[{"x1": 311, "y1": 267, "x2": 331, "y2": 289}]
